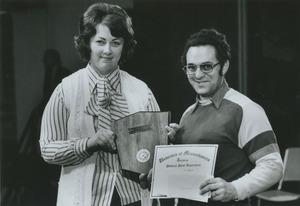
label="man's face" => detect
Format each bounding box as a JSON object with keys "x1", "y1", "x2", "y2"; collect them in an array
[{"x1": 186, "y1": 45, "x2": 225, "y2": 98}]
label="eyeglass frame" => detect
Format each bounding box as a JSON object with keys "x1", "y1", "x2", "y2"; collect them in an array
[{"x1": 182, "y1": 62, "x2": 220, "y2": 75}]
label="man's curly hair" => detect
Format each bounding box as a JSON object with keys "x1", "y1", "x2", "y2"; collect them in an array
[{"x1": 181, "y1": 28, "x2": 231, "y2": 68}]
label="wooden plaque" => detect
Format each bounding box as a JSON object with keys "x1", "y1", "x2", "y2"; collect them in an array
[{"x1": 111, "y1": 111, "x2": 170, "y2": 174}]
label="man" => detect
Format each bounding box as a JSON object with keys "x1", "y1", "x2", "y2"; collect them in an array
[{"x1": 162, "y1": 28, "x2": 283, "y2": 206}]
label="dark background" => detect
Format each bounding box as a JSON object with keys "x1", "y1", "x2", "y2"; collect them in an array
[{"x1": 1, "y1": 0, "x2": 299, "y2": 205}]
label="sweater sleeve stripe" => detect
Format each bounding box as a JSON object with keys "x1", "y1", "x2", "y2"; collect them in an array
[
  {"x1": 243, "y1": 130, "x2": 278, "y2": 156},
  {"x1": 249, "y1": 143, "x2": 280, "y2": 163}
]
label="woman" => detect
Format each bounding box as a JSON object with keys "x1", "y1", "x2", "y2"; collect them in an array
[{"x1": 40, "y1": 3, "x2": 159, "y2": 206}]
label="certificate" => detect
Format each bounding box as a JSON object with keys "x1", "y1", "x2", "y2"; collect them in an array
[{"x1": 150, "y1": 144, "x2": 218, "y2": 202}]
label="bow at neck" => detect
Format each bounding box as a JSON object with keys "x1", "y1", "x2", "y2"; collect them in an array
[
  {"x1": 94, "y1": 77, "x2": 119, "y2": 108},
  {"x1": 85, "y1": 66, "x2": 122, "y2": 116}
]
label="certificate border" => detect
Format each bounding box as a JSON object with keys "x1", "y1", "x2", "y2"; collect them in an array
[{"x1": 150, "y1": 144, "x2": 218, "y2": 199}]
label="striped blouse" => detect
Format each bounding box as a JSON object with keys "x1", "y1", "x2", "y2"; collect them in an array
[{"x1": 40, "y1": 65, "x2": 160, "y2": 205}]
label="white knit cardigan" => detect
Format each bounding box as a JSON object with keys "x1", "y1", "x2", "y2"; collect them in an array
[{"x1": 57, "y1": 67, "x2": 152, "y2": 206}]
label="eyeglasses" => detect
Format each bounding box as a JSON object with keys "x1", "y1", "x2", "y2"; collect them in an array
[{"x1": 182, "y1": 62, "x2": 220, "y2": 75}]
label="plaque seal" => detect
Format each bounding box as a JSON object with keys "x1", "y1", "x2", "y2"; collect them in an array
[{"x1": 136, "y1": 149, "x2": 150, "y2": 163}]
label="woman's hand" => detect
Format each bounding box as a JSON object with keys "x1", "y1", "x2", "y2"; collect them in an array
[
  {"x1": 165, "y1": 123, "x2": 180, "y2": 143},
  {"x1": 199, "y1": 177, "x2": 238, "y2": 202},
  {"x1": 87, "y1": 128, "x2": 117, "y2": 153}
]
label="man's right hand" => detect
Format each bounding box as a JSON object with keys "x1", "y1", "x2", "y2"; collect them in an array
[
  {"x1": 165, "y1": 123, "x2": 180, "y2": 143},
  {"x1": 87, "y1": 128, "x2": 117, "y2": 153}
]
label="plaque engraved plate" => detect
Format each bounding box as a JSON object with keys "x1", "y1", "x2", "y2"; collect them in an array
[{"x1": 128, "y1": 124, "x2": 153, "y2": 134}]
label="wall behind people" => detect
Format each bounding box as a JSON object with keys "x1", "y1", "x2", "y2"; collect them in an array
[{"x1": 12, "y1": 8, "x2": 47, "y2": 141}]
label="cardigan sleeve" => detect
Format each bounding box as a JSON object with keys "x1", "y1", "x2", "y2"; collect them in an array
[{"x1": 39, "y1": 84, "x2": 91, "y2": 166}]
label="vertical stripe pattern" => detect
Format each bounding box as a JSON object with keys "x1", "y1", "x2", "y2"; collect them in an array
[{"x1": 86, "y1": 67, "x2": 140, "y2": 206}]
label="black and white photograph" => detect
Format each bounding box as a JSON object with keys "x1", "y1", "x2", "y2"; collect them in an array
[{"x1": 1, "y1": 0, "x2": 300, "y2": 206}]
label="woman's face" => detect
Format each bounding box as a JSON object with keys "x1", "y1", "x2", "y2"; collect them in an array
[{"x1": 89, "y1": 24, "x2": 124, "y2": 75}]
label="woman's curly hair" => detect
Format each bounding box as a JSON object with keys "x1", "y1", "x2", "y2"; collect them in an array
[{"x1": 74, "y1": 3, "x2": 136, "y2": 65}]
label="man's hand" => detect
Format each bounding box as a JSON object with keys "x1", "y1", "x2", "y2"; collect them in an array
[
  {"x1": 165, "y1": 123, "x2": 180, "y2": 143},
  {"x1": 200, "y1": 177, "x2": 238, "y2": 202},
  {"x1": 139, "y1": 169, "x2": 153, "y2": 190},
  {"x1": 87, "y1": 128, "x2": 117, "y2": 153}
]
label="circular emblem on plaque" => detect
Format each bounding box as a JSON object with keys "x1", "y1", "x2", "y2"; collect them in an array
[{"x1": 136, "y1": 149, "x2": 150, "y2": 163}]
